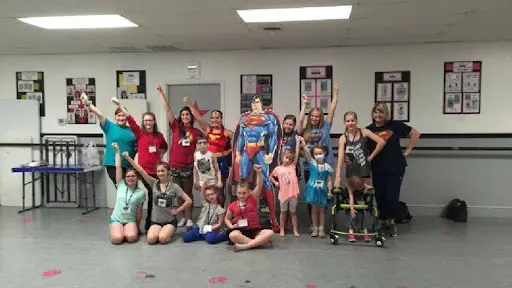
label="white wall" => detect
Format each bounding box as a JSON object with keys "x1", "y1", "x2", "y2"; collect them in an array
[
  {"x1": 1, "y1": 41, "x2": 512, "y2": 215},
  {"x1": 1, "y1": 41, "x2": 512, "y2": 136}
]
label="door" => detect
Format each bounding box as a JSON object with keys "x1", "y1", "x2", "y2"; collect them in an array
[{"x1": 167, "y1": 83, "x2": 221, "y2": 206}]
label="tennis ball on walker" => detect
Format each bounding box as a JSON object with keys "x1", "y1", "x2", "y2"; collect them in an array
[
  {"x1": 332, "y1": 187, "x2": 342, "y2": 194},
  {"x1": 111, "y1": 97, "x2": 120, "y2": 105}
]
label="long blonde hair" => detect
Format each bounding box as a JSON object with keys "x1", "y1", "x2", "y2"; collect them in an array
[
  {"x1": 303, "y1": 107, "x2": 324, "y2": 144},
  {"x1": 371, "y1": 102, "x2": 391, "y2": 123},
  {"x1": 343, "y1": 111, "x2": 358, "y2": 134}
]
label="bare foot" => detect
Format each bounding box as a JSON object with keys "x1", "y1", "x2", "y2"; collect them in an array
[
  {"x1": 279, "y1": 231, "x2": 285, "y2": 237},
  {"x1": 294, "y1": 231, "x2": 300, "y2": 237}
]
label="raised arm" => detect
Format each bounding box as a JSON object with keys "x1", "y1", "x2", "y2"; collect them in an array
[
  {"x1": 362, "y1": 128, "x2": 386, "y2": 161},
  {"x1": 87, "y1": 104, "x2": 106, "y2": 126},
  {"x1": 326, "y1": 84, "x2": 340, "y2": 125},
  {"x1": 297, "y1": 95, "x2": 308, "y2": 135},
  {"x1": 113, "y1": 100, "x2": 142, "y2": 138},
  {"x1": 183, "y1": 97, "x2": 210, "y2": 133},
  {"x1": 112, "y1": 143, "x2": 123, "y2": 184},
  {"x1": 334, "y1": 135, "x2": 347, "y2": 187},
  {"x1": 123, "y1": 152, "x2": 154, "y2": 184},
  {"x1": 300, "y1": 137, "x2": 311, "y2": 162},
  {"x1": 157, "y1": 85, "x2": 175, "y2": 124},
  {"x1": 251, "y1": 164, "x2": 263, "y2": 199},
  {"x1": 404, "y1": 128, "x2": 421, "y2": 156}
]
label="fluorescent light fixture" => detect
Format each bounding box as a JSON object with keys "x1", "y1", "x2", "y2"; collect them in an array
[
  {"x1": 236, "y1": 5, "x2": 352, "y2": 23},
  {"x1": 17, "y1": 14, "x2": 138, "y2": 29}
]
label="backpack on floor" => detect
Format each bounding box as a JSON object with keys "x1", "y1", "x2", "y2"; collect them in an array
[
  {"x1": 395, "y1": 201, "x2": 413, "y2": 224},
  {"x1": 442, "y1": 198, "x2": 468, "y2": 222}
]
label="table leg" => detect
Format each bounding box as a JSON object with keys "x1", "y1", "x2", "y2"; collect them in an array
[
  {"x1": 31, "y1": 172, "x2": 35, "y2": 208},
  {"x1": 18, "y1": 172, "x2": 26, "y2": 213},
  {"x1": 82, "y1": 171, "x2": 99, "y2": 215}
]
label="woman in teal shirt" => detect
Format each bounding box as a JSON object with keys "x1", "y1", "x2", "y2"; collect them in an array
[
  {"x1": 86, "y1": 99, "x2": 137, "y2": 185},
  {"x1": 108, "y1": 143, "x2": 146, "y2": 244}
]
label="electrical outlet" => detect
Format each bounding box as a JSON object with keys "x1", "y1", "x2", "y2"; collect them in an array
[{"x1": 58, "y1": 118, "x2": 66, "y2": 126}]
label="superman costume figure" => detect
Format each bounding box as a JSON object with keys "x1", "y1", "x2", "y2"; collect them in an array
[{"x1": 230, "y1": 95, "x2": 282, "y2": 231}]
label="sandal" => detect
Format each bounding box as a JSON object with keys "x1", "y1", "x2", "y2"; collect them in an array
[
  {"x1": 310, "y1": 227, "x2": 319, "y2": 237},
  {"x1": 318, "y1": 226, "x2": 326, "y2": 238}
]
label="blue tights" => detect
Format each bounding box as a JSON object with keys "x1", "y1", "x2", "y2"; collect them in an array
[{"x1": 182, "y1": 227, "x2": 228, "y2": 244}]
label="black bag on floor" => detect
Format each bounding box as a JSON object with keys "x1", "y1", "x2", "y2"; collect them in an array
[
  {"x1": 395, "y1": 201, "x2": 413, "y2": 224},
  {"x1": 443, "y1": 198, "x2": 467, "y2": 222}
]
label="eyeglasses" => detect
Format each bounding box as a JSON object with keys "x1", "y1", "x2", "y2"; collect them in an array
[
  {"x1": 125, "y1": 175, "x2": 137, "y2": 178},
  {"x1": 197, "y1": 141, "x2": 207, "y2": 145}
]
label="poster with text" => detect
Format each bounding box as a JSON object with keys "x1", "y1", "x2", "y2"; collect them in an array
[
  {"x1": 66, "y1": 78, "x2": 96, "y2": 124},
  {"x1": 240, "y1": 74, "x2": 273, "y2": 114},
  {"x1": 443, "y1": 61, "x2": 481, "y2": 114},
  {"x1": 375, "y1": 71, "x2": 411, "y2": 122},
  {"x1": 299, "y1": 65, "x2": 333, "y2": 115},
  {"x1": 116, "y1": 70, "x2": 146, "y2": 99},
  {"x1": 16, "y1": 71, "x2": 45, "y2": 116}
]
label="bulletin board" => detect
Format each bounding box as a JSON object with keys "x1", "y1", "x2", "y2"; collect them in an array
[
  {"x1": 16, "y1": 71, "x2": 45, "y2": 116},
  {"x1": 116, "y1": 70, "x2": 147, "y2": 99},
  {"x1": 374, "y1": 71, "x2": 411, "y2": 122},
  {"x1": 66, "y1": 78, "x2": 97, "y2": 124},
  {"x1": 240, "y1": 74, "x2": 273, "y2": 114},
  {"x1": 443, "y1": 61, "x2": 481, "y2": 114},
  {"x1": 299, "y1": 65, "x2": 333, "y2": 115}
]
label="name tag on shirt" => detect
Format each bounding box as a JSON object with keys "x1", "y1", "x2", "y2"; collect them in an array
[
  {"x1": 149, "y1": 145, "x2": 157, "y2": 153},
  {"x1": 158, "y1": 198, "x2": 166, "y2": 208},
  {"x1": 201, "y1": 225, "x2": 213, "y2": 234},
  {"x1": 122, "y1": 206, "x2": 131, "y2": 215},
  {"x1": 315, "y1": 180, "x2": 324, "y2": 188},
  {"x1": 181, "y1": 139, "x2": 190, "y2": 146},
  {"x1": 238, "y1": 218, "x2": 248, "y2": 228}
]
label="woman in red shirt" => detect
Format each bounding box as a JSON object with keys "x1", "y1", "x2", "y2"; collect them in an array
[
  {"x1": 114, "y1": 103, "x2": 168, "y2": 231},
  {"x1": 183, "y1": 97, "x2": 233, "y2": 207},
  {"x1": 225, "y1": 165, "x2": 274, "y2": 252},
  {"x1": 158, "y1": 85, "x2": 203, "y2": 228}
]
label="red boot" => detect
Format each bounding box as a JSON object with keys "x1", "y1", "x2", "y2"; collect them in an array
[{"x1": 263, "y1": 189, "x2": 280, "y2": 232}]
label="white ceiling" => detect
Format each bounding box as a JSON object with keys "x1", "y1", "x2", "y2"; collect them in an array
[{"x1": 0, "y1": 0, "x2": 511, "y2": 55}]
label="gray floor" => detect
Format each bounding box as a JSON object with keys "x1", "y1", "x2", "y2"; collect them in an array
[{"x1": 0, "y1": 206, "x2": 510, "y2": 288}]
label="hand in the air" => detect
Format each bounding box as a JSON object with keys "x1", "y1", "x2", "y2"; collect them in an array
[
  {"x1": 183, "y1": 97, "x2": 189, "y2": 103},
  {"x1": 156, "y1": 85, "x2": 163, "y2": 94},
  {"x1": 334, "y1": 84, "x2": 340, "y2": 92},
  {"x1": 111, "y1": 97, "x2": 120, "y2": 106},
  {"x1": 301, "y1": 94, "x2": 308, "y2": 104},
  {"x1": 111, "y1": 143, "x2": 119, "y2": 151},
  {"x1": 253, "y1": 164, "x2": 262, "y2": 172},
  {"x1": 122, "y1": 152, "x2": 130, "y2": 158}
]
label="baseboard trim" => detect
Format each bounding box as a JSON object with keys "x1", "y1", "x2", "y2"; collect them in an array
[{"x1": 408, "y1": 204, "x2": 512, "y2": 218}]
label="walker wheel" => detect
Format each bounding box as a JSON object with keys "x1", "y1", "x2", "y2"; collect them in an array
[
  {"x1": 330, "y1": 234, "x2": 339, "y2": 245},
  {"x1": 375, "y1": 236, "x2": 385, "y2": 247}
]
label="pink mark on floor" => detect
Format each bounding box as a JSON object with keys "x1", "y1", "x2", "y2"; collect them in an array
[
  {"x1": 21, "y1": 217, "x2": 33, "y2": 223},
  {"x1": 79, "y1": 219, "x2": 88, "y2": 224},
  {"x1": 208, "y1": 276, "x2": 228, "y2": 284},
  {"x1": 441, "y1": 231, "x2": 455, "y2": 236},
  {"x1": 306, "y1": 285, "x2": 317, "y2": 288},
  {"x1": 136, "y1": 271, "x2": 147, "y2": 278},
  {"x1": 42, "y1": 269, "x2": 61, "y2": 277}
]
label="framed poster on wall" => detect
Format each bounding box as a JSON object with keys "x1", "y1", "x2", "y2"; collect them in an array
[
  {"x1": 443, "y1": 61, "x2": 481, "y2": 114},
  {"x1": 16, "y1": 71, "x2": 45, "y2": 116},
  {"x1": 66, "y1": 78, "x2": 96, "y2": 124},
  {"x1": 374, "y1": 71, "x2": 411, "y2": 122},
  {"x1": 116, "y1": 70, "x2": 147, "y2": 99},
  {"x1": 299, "y1": 65, "x2": 333, "y2": 115},
  {"x1": 240, "y1": 74, "x2": 273, "y2": 114}
]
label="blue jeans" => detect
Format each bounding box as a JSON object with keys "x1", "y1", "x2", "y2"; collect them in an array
[{"x1": 182, "y1": 227, "x2": 228, "y2": 244}]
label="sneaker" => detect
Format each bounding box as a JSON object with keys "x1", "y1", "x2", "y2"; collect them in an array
[
  {"x1": 186, "y1": 219, "x2": 194, "y2": 227},
  {"x1": 364, "y1": 235, "x2": 371, "y2": 242},
  {"x1": 348, "y1": 234, "x2": 356, "y2": 243},
  {"x1": 177, "y1": 218, "x2": 186, "y2": 227},
  {"x1": 389, "y1": 224, "x2": 398, "y2": 237}
]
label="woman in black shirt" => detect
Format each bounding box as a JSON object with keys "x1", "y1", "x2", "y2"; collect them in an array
[{"x1": 366, "y1": 103, "x2": 420, "y2": 236}]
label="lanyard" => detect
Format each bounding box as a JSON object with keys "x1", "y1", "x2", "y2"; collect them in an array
[
  {"x1": 237, "y1": 201, "x2": 246, "y2": 219},
  {"x1": 158, "y1": 181, "x2": 169, "y2": 193},
  {"x1": 125, "y1": 187, "x2": 135, "y2": 207},
  {"x1": 206, "y1": 203, "x2": 216, "y2": 225},
  {"x1": 149, "y1": 134, "x2": 155, "y2": 146}
]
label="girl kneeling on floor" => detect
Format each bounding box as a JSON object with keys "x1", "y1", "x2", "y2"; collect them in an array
[
  {"x1": 183, "y1": 182, "x2": 228, "y2": 244},
  {"x1": 124, "y1": 154, "x2": 192, "y2": 245},
  {"x1": 109, "y1": 143, "x2": 146, "y2": 245},
  {"x1": 225, "y1": 165, "x2": 274, "y2": 252}
]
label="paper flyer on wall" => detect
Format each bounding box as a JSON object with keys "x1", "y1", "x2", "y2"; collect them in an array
[
  {"x1": 116, "y1": 70, "x2": 147, "y2": 99},
  {"x1": 443, "y1": 61, "x2": 482, "y2": 114},
  {"x1": 16, "y1": 71, "x2": 45, "y2": 116},
  {"x1": 444, "y1": 93, "x2": 462, "y2": 113},
  {"x1": 299, "y1": 65, "x2": 333, "y2": 115},
  {"x1": 66, "y1": 78, "x2": 96, "y2": 124},
  {"x1": 374, "y1": 71, "x2": 411, "y2": 122},
  {"x1": 462, "y1": 93, "x2": 480, "y2": 113}
]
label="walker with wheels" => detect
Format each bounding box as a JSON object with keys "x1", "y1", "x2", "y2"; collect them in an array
[{"x1": 329, "y1": 187, "x2": 386, "y2": 247}]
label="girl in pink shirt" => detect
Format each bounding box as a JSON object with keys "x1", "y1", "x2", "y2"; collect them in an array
[{"x1": 271, "y1": 135, "x2": 301, "y2": 237}]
